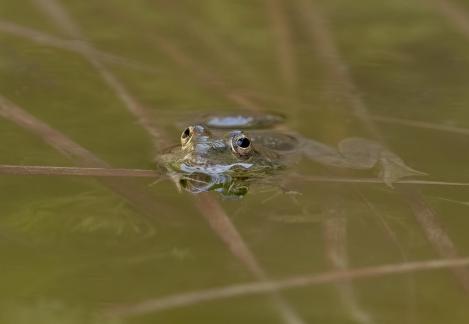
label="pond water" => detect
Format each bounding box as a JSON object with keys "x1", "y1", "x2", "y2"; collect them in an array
[{"x1": 1, "y1": 0, "x2": 469, "y2": 323}]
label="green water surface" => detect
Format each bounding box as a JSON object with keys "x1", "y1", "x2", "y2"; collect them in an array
[{"x1": 1, "y1": 0, "x2": 469, "y2": 323}]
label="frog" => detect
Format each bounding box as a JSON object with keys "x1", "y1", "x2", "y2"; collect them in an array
[{"x1": 157, "y1": 113, "x2": 425, "y2": 198}]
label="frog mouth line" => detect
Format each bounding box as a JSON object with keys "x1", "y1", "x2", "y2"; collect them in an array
[
  {"x1": 177, "y1": 172, "x2": 250, "y2": 198},
  {"x1": 178, "y1": 162, "x2": 255, "y2": 175}
]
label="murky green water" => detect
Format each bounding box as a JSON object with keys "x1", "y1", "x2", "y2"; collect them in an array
[{"x1": 2, "y1": 0, "x2": 469, "y2": 323}]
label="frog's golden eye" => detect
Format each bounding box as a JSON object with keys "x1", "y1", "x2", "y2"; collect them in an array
[
  {"x1": 231, "y1": 133, "x2": 253, "y2": 157},
  {"x1": 181, "y1": 126, "x2": 193, "y2": 146}
]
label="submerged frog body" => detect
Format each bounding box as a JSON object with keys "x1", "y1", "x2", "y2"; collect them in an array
[{"x1": 158, "y1": 113, "x2": 424, "y2": 197}]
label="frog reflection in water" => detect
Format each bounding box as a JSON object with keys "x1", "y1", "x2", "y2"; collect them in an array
[{"x1": 158, "y1": 114, "x2": 424, "y2": 197}]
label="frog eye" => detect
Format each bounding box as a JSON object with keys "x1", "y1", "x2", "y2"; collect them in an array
[
  {"x1": 181, "y1": 126, "x2": 193, "y2": 146},
  {"x1": 231, "y1": 133, "x2": 253, "y2": 156}
]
